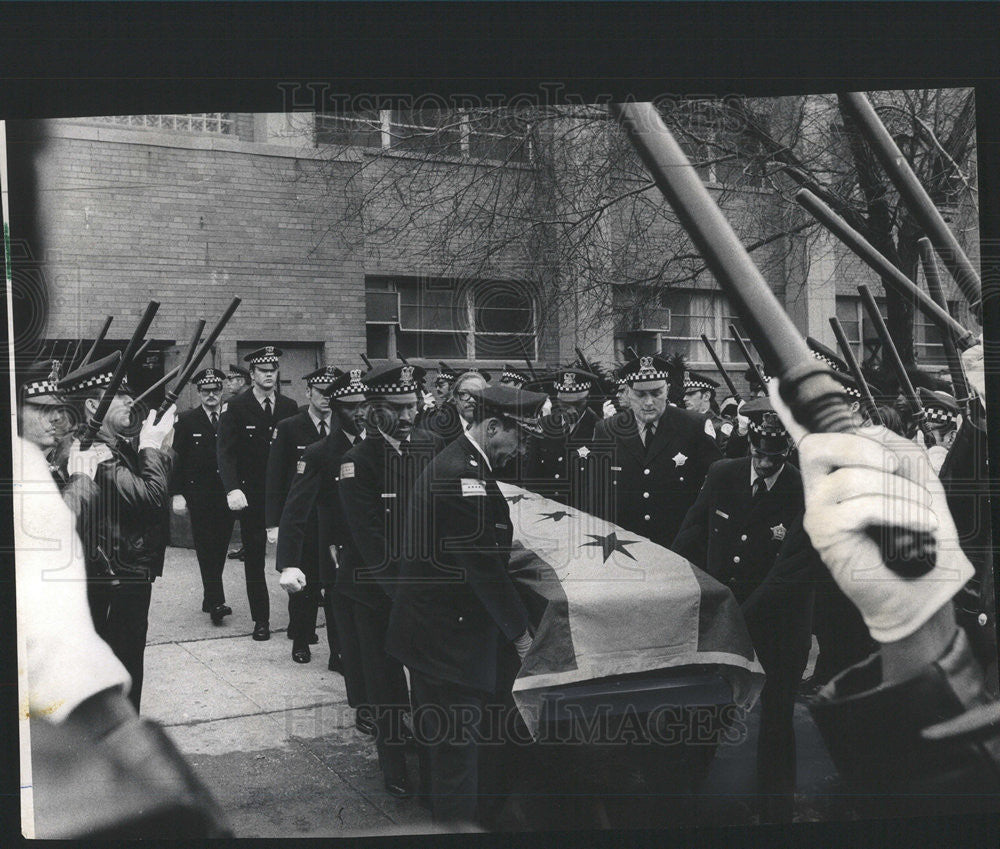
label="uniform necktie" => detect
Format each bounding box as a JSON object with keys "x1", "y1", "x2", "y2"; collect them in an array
[
  {"x1": 318, "y1": 419, "x2": 327, "y2": 438},
  {"x1": 644, "y1": 422, "x2": 656, "y2": 454},
  {"x1": 263, "y1": 397, "x2": 272, "y2": 418},
  {"x1": 752, "y1": 477, "x2": 767, "y2": 500},
  {"x1": 211, "y1": 411, "x2": 218, "y2": 430}
]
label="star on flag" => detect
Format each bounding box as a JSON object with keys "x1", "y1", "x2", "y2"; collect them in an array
[
  {"x1": 537, "y1": 510, "x2": 573, "y2": 523},
  {"x1": 581, "y1": 532, "x2": 640, "y2": 563}
]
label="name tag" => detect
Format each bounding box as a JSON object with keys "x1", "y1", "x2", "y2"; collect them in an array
[
  {"x1": 245, "y1": 425, "x2": 256, "y2": 430},
  {"x1": 340, "y1": 462, "x2": 355, "y2": 479},
  {"x1": 193, "y1": 432, "x2": 202, "y2": 437},
  {"x1": 296, "y1": 445, "x2": 306, "y2": 451},
  {"x1": 611, "y1": 466, "x2": 622, "y2": 472},
  {"x1": 461, "y1": 478, "x2": 487, "y2": 497},
  {"x1": 296, "y1": 460, "x2": 306, "y2": 475},
  {"x1": 381, "y1": 492, "x2": 397, "y2": 499},
  {"x1": 715, "y1": 509, "x2": 729, "y2": 519},
  {"x1": 495, "y1": 523, "x2": 508, "y2": 530}
]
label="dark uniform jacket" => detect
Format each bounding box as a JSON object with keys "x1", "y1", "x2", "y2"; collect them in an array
[
  {"x1": 264, "y1": 408, "x2": 325, "y2": 528},
  {"x1": 337, "y1": 429, "x2": 443, "y2": 611},
  {"x1": 414, "y1": 401, "x2": 466, "y2": 444},
  {"x1": 170, "y1": 406, "x2": 226, "y2": 505},
  {"x1": 70, "y1": 438, "x2": 174, "y2": 580},
  {"x1": 276, "y1": 427, "x2": 357, "y2": 585},
  {"x1": 590, "y1": 407, "x2": 722, "y2": 548},
  {"x1": 216, "y1": 389, "x2": 298, "y2": 526},
  {"x1": 672, "y1": 457, "x2": 804, "y2": 603},
  {"x1": 525, "y1": 407, "x2": 600, "y2": 509},
  {"x1": 386, "y1": 435, "x2": 533, "y2": 694}
]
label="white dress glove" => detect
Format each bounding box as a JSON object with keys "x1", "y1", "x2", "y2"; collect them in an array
[
  {"x1": 138, "y1": 405, "x2": 176, "y2": 451},
  {"x1": 768, "y1": 379, "x2": 973, "y2": 643},
  {"x1": 67, "y1": 439, "x2": 112, "y2": 480},
  {"x1": 266, "y1": 527, "x2": 279, "y2": 544},
  {"x1": 602, "y1": 399, "x2": 617, "y2": 419},
  {"x1": 227, "y1": 489, "x2": 248, "y2": 512},
  {"x1": 280, "y1": 567, "x2": 307, "y2": 595},
  {"x1": 959, "y1": 335, "x2": 984, "y2": 400},
  {"x1": 172, "y1": 495, "x2": 187, "y2": 514}
]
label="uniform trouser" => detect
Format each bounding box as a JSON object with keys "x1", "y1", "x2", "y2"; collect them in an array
[
  {"x1": 89, "y1": 578, "x2": 154, "y2": 713},
  {"x1": 409, "y1": 670, "x2": 488, "y2": 826},
  {"x1": 756, "y1": 676, "x2": 797, "y2": 820},
  {"x1": 287, "y1": 580, "x2": 321, "y2": 642},
  {"x1": 238, "y1": 520, "x2": 270, "y2": 624},
  {"x1": 331, "y1": 589, "x2": 367, "y2": 706},
  {"x1": 352, "y1": 600, "x2": 410, "y2": 784},
  {"x1": 189, "y1": 500, "x2": 234, "y2": 608}
]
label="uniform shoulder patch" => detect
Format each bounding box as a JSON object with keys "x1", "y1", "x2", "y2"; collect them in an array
[
  {"x1": 272, "y1": 427, "x2": 279, "y2": 440},
  {"x1": 704, "y1": 418, "x2": 716, "y2": 438},
  {"x1": 221, "y1": 402, "x2": 228, "y2": 412},
  {"x1": 296, "y1": 460, "x2": 306, "y2": 475},
  {"x1": 340, "y1": 462, "x2": 355, "y2": 479},
  {"x1": 461, "y1": 478, "x2": 487, "y2": 496}
]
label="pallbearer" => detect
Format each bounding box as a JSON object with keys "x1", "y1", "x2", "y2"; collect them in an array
[
  {"x1": 682, "y1": 370, "x2": 726, "y2": 443},
  {"x1": 277, "y1": 368, "x2": 367, "y2": 672},
  {"x1": 217, "y1": 346, "x2": 298, "y2": 641},
  {"x1": 917, "y1": 387, "x2": 961, "y2": 474},
  {"x1": 593, "y1": 353, "x2": 721, "y2": 548},
  {"x1": 170, "y1": 368, "x2": 234, "y2": 624},
  {"x1": 338, "y1": 362, "x2": 444, "y2": 797}
]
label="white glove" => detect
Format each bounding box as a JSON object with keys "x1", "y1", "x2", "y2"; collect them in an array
[
  {"x1": 540, "y1": 398, "x2": 553, "y2": 417},
  {"x1": 279, "y1": 567, "x2": 307, "y2": 594},
  {"x1": 602, "y1": 399, "x2": 617, "y2": 419},
  {"x1": 960, "y1": 335, "x2": 984, "y2": 399},
  {"x1": 172, "y1": 495, "x2": 187, "y2": 514},
  {"x1": 266, "y1": 527, "x2": 279, "y2": 544},
  {"x1": 138, "y1": 406, "x2": 176, "y2": 451},
  {"x1": 736, "y1": 413, "x2": 749, "y2": 435},
  {"x1": 768, "y1": 378, "x2": 973, "y2": 643},
  {"x1": 514, "y1": 630, "x2": 533, "y2": 659},
  {"x1": 927, "y1": 444, "x2": 949, "y2": 476},
  {"x1": 227, "y1": 489, "x2": 248, "y2": 512}
]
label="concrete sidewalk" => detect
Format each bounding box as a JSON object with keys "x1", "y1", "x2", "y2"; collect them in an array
[
  {"x1": 143, "y1": 545, "x2": 435, "y2": 837},
  {"x1": 143, "y1": 545, "x2": 838, "y2": 835}
]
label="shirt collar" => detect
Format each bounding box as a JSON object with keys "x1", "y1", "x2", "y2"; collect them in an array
[
  {"x1": 464, "y1": 429, "x2": 492, "y2": 471},
  {"x1": 202, "y1": 405, "x2": 219, "y2": 418},
  {"x1": 308, "y1": 407, "x2": 331, "y2": 430},
  {"x1": 750, "y1": 461, "x2": 785, "y2": 491},
  {"x1": 379, "y1": 429, "x2": 409, "y2": 455},
  {"x1": 252, "y1": 386, "x2": 275, "y2": 407}
]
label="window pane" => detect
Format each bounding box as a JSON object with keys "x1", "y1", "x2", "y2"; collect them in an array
[
  {"x1": 315, "y1": 114, "x2": 382, "y2": 148},
  {"x1": 399, "y1": 280, "x2": 467, "y2": 332},
  {"x1": 366, "y1": 291, "x2": 399, "y2": 323},
  {"x1": 473, "y1": 333, "x2": 535, "y2": 359},
  {"x1": 397, "y1": 330, "x2": 467, "y2": 359},
  {"x1": 474, "y1": 288, "x2": 533, "y2": 334},
  {"x1": 366, "y1": 325, "x2": 390, "y2": 359}
]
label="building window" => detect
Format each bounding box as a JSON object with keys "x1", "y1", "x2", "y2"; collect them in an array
[
  {"x1": 835, "y1": 295, "x2": 889, "y2": 362},
  {"x1": 315, "y1": 109, "x2": 531, "y2": 162},
  {"x1": 365, "y1": 276, "x2": 536, "y2": 361},
  {"x1": 914, "y1": 299, "x2": 960, "y2": 366},
  {"x1": 92, "y1": 114, "x2": 235, "y2": 134}
]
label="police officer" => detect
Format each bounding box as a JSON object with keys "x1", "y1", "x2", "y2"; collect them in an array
[
  {"x1": 498, "y1": 363, "x2": 531, "y2": 387},
  {"x1": 57, "y1": 353, "x2": 177, "y2": 712},
  {"x1": 277, "y1": 368, "x2": 367, "y2": 670},
  {"x1": 916, "y1": 387, "x2": 960, "y2": 474},
  {"x1": 338, "y1": 362, "x2": 444, "y2": 797},
  {"x1": 592, "y1": 353, "x2": 721, "y2": 548},
  {"x1": 217, "y1": 346, "x2": 298, "y2": 641},
  {"x1": 170, "y1": 368, "x2": 234, "y2": 624},
  {"x1": 387, "y1": 383, "x2": 548, "y2": 827},
  {"x1": 432, "y1": 362, "x2": 458, "y2": 406},
  {"x1": 673, "y1": 398, "x2": 814, "y2": 821},
  {"x1": 526, "y1": 367, "x2": 602, "y2": 510},
  {"x1": 224, "y1": 364, "x2": 251, "y2": 561},
  {"x1": 682, "y1": 370, "x2": 726, "y2": 444},
  {"x1": 17, "y1": 360, "x2": 72, "y2": 477}
]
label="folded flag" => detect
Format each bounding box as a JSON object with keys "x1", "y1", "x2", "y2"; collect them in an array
[{"x1": 498, "y1": 481, "x2": 765, "y2": 736}]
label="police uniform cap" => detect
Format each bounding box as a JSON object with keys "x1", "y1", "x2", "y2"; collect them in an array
[
  {"x1": 56, "y1": 351, "x2": 125, "y2": 396},
  {"x1": 918, "y1": 387, "x2": 960, "y2": 426},
  {"x1": 619, "y1": 353, "x2": 672, "y2": 386},
  {"x1": 303, "y1": 365, "x2": 343, "y2": 388},
  {"x1": 193, "y1": 367, "x2": 226, "y2": 389},
  {"x1": 362, "y1": 361, "x2": 426, "y2": 397},
  {"x1": 499, "y1": 364, "x2": 532, "y2": 388},
  {"x1": 468, "y1": 384, "x2": 548, "y2": 434},
  {"x1": 243, "y1": 345, "x2": 282, "y2": 366},
  {"x1": 742, "y1": 397, "x2": 790, "y2": 454},
  {"x1": 683, "y1": 370, "x2": 720, "y2": 392},
  {"x1": 743, "y1": 366, "x2": 770, "y2": 390},
  {"x1": 551, "y1": 367, "x2": 598, "y2": 399},
  {"x1": 719, "y1": 396, "x2": 740, "y2": 416},
  {"x1": 227, "y1": 363, "x2": 250, "y2": 379},
  {"x1": 323, "y1": 367, "x2": 368, "y2": 403},
  {"x1": 806, "y1": 337, "x2": 849, "y2": 374},
  {"x1": 436, "y1": 361, "x2": 459, "y2": 385},
  {"x1": 19, "y1": 361, "x2": 67, "y2": 406}
]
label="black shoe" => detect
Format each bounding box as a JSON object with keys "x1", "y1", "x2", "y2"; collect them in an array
[
  {"x1": 327, "y1": 655, "x2": 345, "y2": 674},
  {"x1": 210, "y1": 604, "x2": 232, "y2": 625},
  {"x1": 292, "y1": 643, "x2": 311, "y2": 663},
  {"x1": 355, "y1": 708, "x2": 377, "y2": 737},
  {"x1": 252, "y1": 621, "x2": 271, "y2": 641},
  {"x1": 384, "y1": 777, "x2": 412, "y2": 798},
  {"x1": 228, "y1": 547, "x2": 245, "y2": 560},
  {"x1": 307, "y1": 633, "x2": 319, "y2": 645},
  {"x1": 201, "y1": 600, "x2": 212, "y2": 613}
]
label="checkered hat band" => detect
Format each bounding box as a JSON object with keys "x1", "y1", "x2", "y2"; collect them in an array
[
  {"x1": 196, "y1": 377, "x2": 223, "y2": 388},
  {"x1": 25, "y1": 379, "x2": 58, "y2": 396},
  {"x1": 330, "y1": 383, "x2": 367, "y2": 399},
  {"x1": 845, "y1": 386, "x2": 861, "y2": 399},
  {"x1": 502, "y1": 413, "x2": 543, "y2": 434},
  {"x1": 926, "y1": 407, "x2": 958, "y2": 424},
  {"x1": 64, "y1": 371, "x2": 115, "y2": 393},
  {"x1": 624, "y1": 370, "x2": 670, "y2": 383},
  {"x1": 363, "y1": 381, "x2": 420, "y2": 395},
  {"x1": 811, "y1": 351, "x2": 842, "y2": 371},
  {"x1": 248, "y1": 355, "x2": 279, "y2": 365},
  {"x1": 748, "y1": 420, "x2": 787, "y2": 436},
  {"x1": 502, "y1": 372, "x2": 527, "y2": 384},
  {"x1": 684, "y1": 379, "x2": 714, "y2": 391},
  {"x1": 555, "y1": 381, "x2": 591, "y2": 392}
]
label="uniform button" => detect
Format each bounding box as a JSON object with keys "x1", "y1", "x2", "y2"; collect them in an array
[
  {"x1": 643, "y1": 491, "x2": 650, "y2": 499},
  {"x1": 554, "y1": 474, "x2": 560, "y2": 479},
  {"x1": 740, "y1": 534, "x2": 748, "y2": 542},
  {"x1": 643, "y1": 514, "x2": 651, "y2": 521},
  {"x1": 679, "y1": 476, "x2": 685, "y2": 482},
  {"x1": 558, "y1": 456, "x2": 563, "y2": 462},
  {"x1": 643, "y1": 468, "x2": 650, "y2": 476},
  {"x1": 733, "y1": 556, "x2": 741, "y2": 564},
  {"x1": 458, "y1": 616, "x2": 464, "y2": 623},
  {"x1": 979, "y1": 613, "x2": 989, "y2": 627},
  {"x1": 612, "y1": 481, "x2": 617, "y2": 486}
]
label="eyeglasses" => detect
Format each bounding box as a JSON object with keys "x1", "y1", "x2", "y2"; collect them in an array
[{"x1": 455, "y1": 391, "x2": 474, "y2": 402}]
